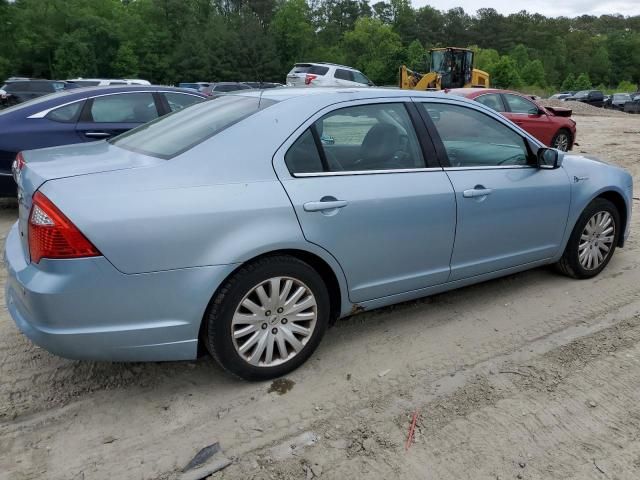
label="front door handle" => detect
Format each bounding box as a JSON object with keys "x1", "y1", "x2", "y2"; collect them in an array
[
  {"x1": 84, "y1": 131, "x2": 112, "y2": 138},
  {"x1": 463, "y1": 187, "x2": 493, "y2": 198},
  {"x1": 303, "y1": 199, "x2": 348, "y2": 212}
]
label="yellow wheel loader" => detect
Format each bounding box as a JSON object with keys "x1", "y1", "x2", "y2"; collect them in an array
[{"x1": 399, "y1": 47, "x2": 490, "y2": 90}]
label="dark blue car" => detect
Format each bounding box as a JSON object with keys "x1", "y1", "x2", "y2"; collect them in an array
[{"x1": 0, "y1": 85, "x2": 207, "y2": 196}]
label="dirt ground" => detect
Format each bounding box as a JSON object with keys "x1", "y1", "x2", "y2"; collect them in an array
[{"x1": 1, "y1": 112, "x2": 640, "y2": 480}]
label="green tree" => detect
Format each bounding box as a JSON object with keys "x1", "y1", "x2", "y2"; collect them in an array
[
  {"x1": 343, "y1": 17, "x2": 403, "y2": 85},
  {"x1": 492, "y1": 56, "x2": 522, "y2": 88},
  {"x1": 474, "y1": 47, "x2": 500, "y2": 75},
  {"x1": 270, "y1": 0, "x2": 315, "y2": 68},
  {"x1": 616, "y1": 80, "x2": 636, "y2": 92},
  {"x1": 510, "y1": 44, "x2": 529, "y2": 70},
  {"x1": 521, "y1": 59, "x2": 546, "y2": 86},
  {"x1": 405, "y1": 39, "x2": 425, "y2": 70},
  {"x1": 53, "y1": 31, "x2": 96, "y2": 78},
  {"x1": 561, "y1": 73, "x2": 577, "y2": 91},
  {"x1": 574, "y1": 72, "x2": 592, "y2": 90},
  {"x1": 111, "y1": 43, "x2": 139, "y2": 77}
]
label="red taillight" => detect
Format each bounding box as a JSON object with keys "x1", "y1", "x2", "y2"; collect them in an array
[
  {"x1": 28, "y1": 192, "x2": 100, "y2": 263},
  {"x1": 305, "y1": 74, "x2": 317, "y2": 85}
]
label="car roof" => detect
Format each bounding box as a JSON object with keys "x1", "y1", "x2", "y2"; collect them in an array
[
  {"x1": 0, "y1": 85, "x2": 207, "y2": 117},
  {"x1": 446, "y1": 88, "x2": 519, "y2": 97},
  {"x1": 230, "y1": 87, "x2": 480, "y2": 105}
]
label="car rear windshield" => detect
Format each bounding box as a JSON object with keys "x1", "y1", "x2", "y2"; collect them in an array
[
  {"x1": 290, "y1": 64, "x2": 329, "y2": 75},
  {"x1": 111, "y1": 95, "x2": 278, "y2": 159}
]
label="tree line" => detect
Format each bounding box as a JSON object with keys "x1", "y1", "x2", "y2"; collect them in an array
[{"x1": 1, "y1": 0, "x2": 639, "y2": 91}]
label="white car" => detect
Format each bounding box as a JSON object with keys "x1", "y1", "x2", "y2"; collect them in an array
[{"x1": 286, "y1": 63, "x2": 373, "y2": 88}]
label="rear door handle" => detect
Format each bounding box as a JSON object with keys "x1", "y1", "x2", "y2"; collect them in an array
[
  {"x1": 303, "y1": 200, "x2": 348, "y2": 212},
  {"x1": 84, "y1": 131, "x2": 112, "y2": 138},
  {"x1": 463, "y1": 188, "x2": 493, "y2": 198}
]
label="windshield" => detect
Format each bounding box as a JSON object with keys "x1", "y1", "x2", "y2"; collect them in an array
[
  {"x1": 111, "y1": 95, "x2": 278, "y2": 159},
  {"x1": 430, "y1": 50, "x2": 451, "y2": 74},
  {"x1": 574, "y1": 91, "x2": 589, "y2": 98}
]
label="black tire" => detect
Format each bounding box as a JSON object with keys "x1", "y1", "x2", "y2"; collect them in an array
[
  {"x1": 204, "y1": 255, "x2": 330, "y2": 381},
  {"x1": 556, "y1": 198, "x2": 620, "y2": 279},
  {"x1": 551, "y1": 128, "x2": 572, "y2": 151}
]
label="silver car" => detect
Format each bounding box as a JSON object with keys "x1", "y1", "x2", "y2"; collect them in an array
[{"x1": 6, "y1": 88, "x2": 633, "y2": 380}]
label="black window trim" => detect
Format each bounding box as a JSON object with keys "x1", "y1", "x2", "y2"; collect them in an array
[
  {"x1": 284, "y1": 99, "x2": 443, "y2": 178},
  {"x1": 415, "y1": 99, "x2": 540, "y2": 170}
]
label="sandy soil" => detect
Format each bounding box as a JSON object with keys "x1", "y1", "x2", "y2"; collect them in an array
[{"x1": 1, "y1": 112, "x2": 639, "y2": 480}]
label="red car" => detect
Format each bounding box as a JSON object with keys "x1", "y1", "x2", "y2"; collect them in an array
[{"x1": 447, "y1": 88, "x2": 577, "y2": 151}]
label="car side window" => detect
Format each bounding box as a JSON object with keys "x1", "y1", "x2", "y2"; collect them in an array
[
  {"x1": 285, "y1": 129, "x2": 325, "y2": 174},
  {"x1": 46, "y1": 101, "x2": 83, "y2": 123},
  {"x1": 89, "y1": 93, "x2": 158, "y2": 123},
  {"x1": 164, "y1": 92, "x2": 203, "y2": 112},
  {"x1": 352, "y1": 71, "x2": 371, "y2": 85},
  {"x1": 475, "y1": 94, "x2": 505, "y2": 112},
  {"x1": 335, "y1": 69, "x2": 353, "y2": 81},
  {"x1": 503, "y1": 94, "x2": 539, "y2": 115},
  {"x1": 285, "y1": 103, "x2": 425, "y2": 174},
  {"x1": 421, "y1": 103, "x2": 530, "y2": 167}
]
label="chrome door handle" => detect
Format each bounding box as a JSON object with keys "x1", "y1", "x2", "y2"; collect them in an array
[
  {"x1": 303, "y1": 200, "x2": 348, "y2": 212},
  {"x1": 84, "y1": 132, "x2": 111, "y2": 138},
  {"x1": 463, "y1": 188, "x2": 493, "y2": 198}
]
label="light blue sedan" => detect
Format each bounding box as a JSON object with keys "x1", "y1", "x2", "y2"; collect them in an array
[{"x1": 5, "y1": 88, "x2": 633, "y2": 380}]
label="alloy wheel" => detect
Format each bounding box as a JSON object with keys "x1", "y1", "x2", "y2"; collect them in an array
[
  {"x1": 553, "y1": 133, "x2": 569, "y2": 151},
  {"x1": 231, "y1": 276, "x2": 318, "y2": 367},
  {"x1": 578, "y1": 211, "x2": 615, "y2": 270}
]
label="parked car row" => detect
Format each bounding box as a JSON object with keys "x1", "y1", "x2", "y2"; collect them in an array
[
  {"x1": 548, "y1": 89, "x2": 640, "y2": 113},
  {"x1": 1, "y1": 79, "x2": 79, "y2": 107},
  {"x1": 0, "y1": 77, "x2": 153, "y2": 107}
]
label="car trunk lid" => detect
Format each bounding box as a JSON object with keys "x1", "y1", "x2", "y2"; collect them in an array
[{"x1": 15, "y1": 141, "x2": 162, "y2": 261}]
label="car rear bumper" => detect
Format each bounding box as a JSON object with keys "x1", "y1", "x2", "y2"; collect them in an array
[{"x1": 4, "y1": 222, "x2": 238, "y2": 361}]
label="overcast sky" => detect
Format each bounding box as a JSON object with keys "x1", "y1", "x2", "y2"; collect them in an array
[{"x1": 411, "y1": 0, "x2": 640, "y2": 17}]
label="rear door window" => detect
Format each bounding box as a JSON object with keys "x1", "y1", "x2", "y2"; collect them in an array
[
  {"x1": 285, "y1": 103, "x2": 425, "y2": 174},
  {"x1": 89, "y1": 92, "x2": 158, "y2": 123},
  {"x1": 475, "y1": 93, "x2": 506, "y2": 112}
]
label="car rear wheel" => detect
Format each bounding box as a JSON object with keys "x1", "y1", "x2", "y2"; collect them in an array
[
  {"x1": 556, "y1": 198, "x2": 620, "y2": 279},
  {"x1": 204, "y1": 255, "x2": 330, "y2": 381},
  {"x1": 551, "y1": 129, "x2": 571, "y2": 151}
]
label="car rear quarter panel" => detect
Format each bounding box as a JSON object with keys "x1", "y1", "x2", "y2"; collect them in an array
[{"x1": 40, "y1": 98, "x2": 353, "y2": 312}]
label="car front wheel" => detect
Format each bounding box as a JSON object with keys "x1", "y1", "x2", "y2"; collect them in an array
[
  {"x1": 204, "y1": 255, "x2": 330, "y2": 380},
  {"x1": 556, "y1": 198, "x2": 620, "y2": 279},
  {"x1": 551, "y1": 129, "x2": 571, "y2": 151}
]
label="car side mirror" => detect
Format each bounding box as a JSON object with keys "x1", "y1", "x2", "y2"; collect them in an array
[{"x1": 537, "y1": 147, "x2": 563, "y2": 169}]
